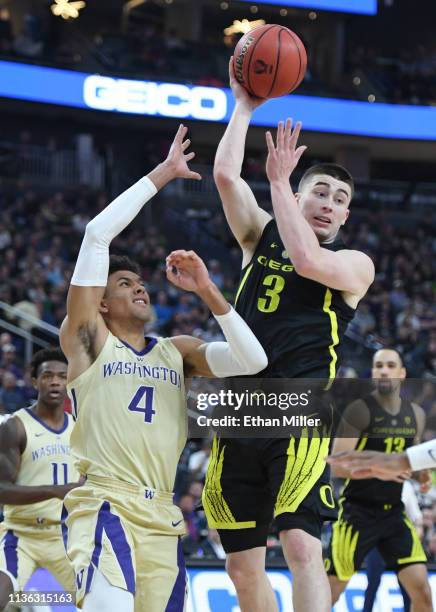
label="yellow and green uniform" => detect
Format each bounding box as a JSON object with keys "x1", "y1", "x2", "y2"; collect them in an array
[
  {"x1": 203, "y1": 219, "x2": 353, "y2": 552},
  {"x1": 326, "y1": 394, "x2": 426, "y2": 581}
]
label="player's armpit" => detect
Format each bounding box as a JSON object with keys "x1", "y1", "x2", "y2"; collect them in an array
[
  {"x1": 297, "y1": 249, "x2": 374, "y2": 299},
  {"x1": 214, "y1": 174, "x2": 271, "y2": 256}
]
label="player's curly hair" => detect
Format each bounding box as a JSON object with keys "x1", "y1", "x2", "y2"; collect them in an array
[
  {"x1": 108, "y1": 254, "x2": 141, "y2": 277},
  {"x1": 298, "y1": 163, "x2": 354, "y2": 198},
  {"x1": 31, "y1": 348, "x2": 67, "y2": 378}
]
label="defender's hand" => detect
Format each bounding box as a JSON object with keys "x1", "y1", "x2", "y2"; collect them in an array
[
  {"x1": 166, "y1": 250, "x2": 211, "y2": 293},
  {"x1": 229, "y1": 57, "x2": 266, "y2": 112},
  {"x1": 265, "y1": 118, "x2": 307, "y2": 184},
  {"x1": 164, "y1": 125, "x2": 202, "y2": 181}
]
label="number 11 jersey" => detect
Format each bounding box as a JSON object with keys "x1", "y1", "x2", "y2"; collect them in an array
[
  {"x1": 3, "y1": 408, "x2": 78, "y2": 531},
  {"x1": 234, "y1": 219, "x2": 355, "y2": 379},
  {"x1": 67, "y1": 332, "x2": 187, "y2": 492}
]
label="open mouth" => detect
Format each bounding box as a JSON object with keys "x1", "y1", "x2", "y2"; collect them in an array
[
  {"x1": 314, "y1": 216, "x2": 331, "y2": 224},
  {"x1": 48, "y1": 391, "x2": 61, "y2": 397},
  {"x1": 133, "y1": 299, "x2": 148, "y2": 307}
]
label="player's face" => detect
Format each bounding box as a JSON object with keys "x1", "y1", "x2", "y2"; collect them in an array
[
  {"x1": 33, "y1": 361, "x2": 68, "y2": 407},
  {"x1": 296, "y1": 174, "x2": 351, "y2": 242},
  {"x1": 102, "y1": 270, "x2": 152, "y2": 324},
  {"x1": 372, "y1": 349, "x2": 406, "y2": 395}
]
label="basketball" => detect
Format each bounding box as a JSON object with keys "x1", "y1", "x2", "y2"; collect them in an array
[{"x1": 233, "y1": 24, "x2": 307, "y2": 99}]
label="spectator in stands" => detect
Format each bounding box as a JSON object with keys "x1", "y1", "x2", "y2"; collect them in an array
[
  {"x1": 0, "y1": 344, "x2": 23, "y2": 379},
  {"x1": 188, "y1": 439, "x2": 212, "y2": 480},
  {"x1": 0, "y1": 372, "x2": 25, "y2": 414}
]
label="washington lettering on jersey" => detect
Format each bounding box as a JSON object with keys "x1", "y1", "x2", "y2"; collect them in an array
[
  {"x1": 31, "y1": 442, "x2": 71, "y2": 461},
  {"x1": 102, "y1": 360, "x2": 181, "y2": 388}
]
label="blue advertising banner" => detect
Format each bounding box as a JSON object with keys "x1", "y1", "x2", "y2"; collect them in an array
[
  {"x1": 234, "y1": 0, "x2": 377, "y2": 15},
  {"x1": 1, "y1": 60, "x2": 436, "y2": 140},
  {"x1": 25, "y1": 567, "x2": 436, "y2": 611}
]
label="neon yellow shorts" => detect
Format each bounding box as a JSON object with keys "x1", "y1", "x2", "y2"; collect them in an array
[
  {"x1": 63, "y1": 476, "x2": 187, "y2": 611},
  {"x1": 0, "y1": 523, "x2": 74, "y2": 592}
]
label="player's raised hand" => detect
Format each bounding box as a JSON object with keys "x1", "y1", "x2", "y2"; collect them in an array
[
  {"x1": 229, "y1": 57, "x2": 265, "y2": 111},
  {"x1": 165, "y1": 125, "x2": 202, "y2": 181},
  {"x1": 265, "y1": 118, "x2": 307, "y2": 184},
  {"x1": 166, "y1": 250, "x2": 211, "y2": 293}
]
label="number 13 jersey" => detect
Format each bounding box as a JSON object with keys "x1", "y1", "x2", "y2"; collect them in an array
[
  {"x1": 67, "y1": 332, "x2": 187, "y2": 492},
  {"x1": 234, "y1": 219, "x2": 355, "y2": 379}
]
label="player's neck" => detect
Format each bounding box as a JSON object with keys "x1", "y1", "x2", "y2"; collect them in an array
[
  {"x1": 373, "y1": 390, "x2": 401, "y2": 414},
  {"x1": 32, "y1": 401, "x2": 66, "y2": 427},
  {"x1": 110, "y1": 321, "x2": 148, "y2": 352}
]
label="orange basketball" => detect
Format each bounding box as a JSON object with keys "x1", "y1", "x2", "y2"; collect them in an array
[{"x1": 233, "y1": 24, "x2": 307, "y2": 99}]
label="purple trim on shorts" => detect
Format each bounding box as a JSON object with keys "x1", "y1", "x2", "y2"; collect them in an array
[
  {"x1": 4, "y1": 530, "x2": 18, "y2": 578},
  {"x1": 85, "y1": 501, "x2": 135, "y2": 596},
  {"x1": 165, "y1": 537, "x2": 186, "y2": 612},
  {"x1": 61, "y1": 504, "x2": 69, "y2": 551}
]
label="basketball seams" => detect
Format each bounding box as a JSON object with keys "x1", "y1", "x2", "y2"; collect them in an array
[
  {"x1": 245, "y1": 24, "x2": 278, "y2": 96},
  {"x1": 285, "y1": 29, "x2": 305, "y2": 93},
  {"x1": 265, "y1": 27, "x2": 282, "y2": 99}
]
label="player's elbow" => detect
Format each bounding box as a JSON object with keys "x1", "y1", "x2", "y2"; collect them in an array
[
  {"x1": 245, "y1": 350, "x2": 268, "y2": 375},
  {"x1": 213, "y1": 167, "x2": 239, "y2": 187}
]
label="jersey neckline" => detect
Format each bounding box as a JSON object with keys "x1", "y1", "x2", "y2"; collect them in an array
[
  {"x1": 119, "y1": 336, "x2": 158, "y2": 356},
  {"x1": 25, "y1": 407, "x2": 69, "y2": 434}
]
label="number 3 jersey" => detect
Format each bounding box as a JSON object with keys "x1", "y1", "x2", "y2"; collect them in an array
[
  {"x1": 3, "y1": 408, "x2": 77, "y2": 531},
  {"x1": 67, "y1": 332, "x2": 187, "y2": 492},
  {"x1": 234, "y1": 219, "x2": 355, "y2": 379}
]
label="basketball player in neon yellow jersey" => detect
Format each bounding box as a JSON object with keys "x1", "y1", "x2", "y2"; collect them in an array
[
  {"x1": 0, "y1": 348, "x2": 80, "y2": 611},
  {"x1": 59, "y1": 125, "x2": 268, "y2": 612}
]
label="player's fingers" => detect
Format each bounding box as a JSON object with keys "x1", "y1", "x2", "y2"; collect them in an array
[
  {"x1": 182, "y1": 138, "x2": 191, "y2": 151},
  {"x1": 295, "y1": 145, "x2": 307, "y2": 162},
  {"x1": 188, "y1": 171, "x2": 202, "y2": 181},
  {"x1": 284, "y1": 118, "x2": 293, "y2": 147},
  {"x1": 277, "y1": 121, "x2": 284, "y2": 150},
  {"x1": 290, "y1": 121, "x2": 302, "y2": 148},
  {"x1": 265, "y1": 131, "x2": 275, "y2": 153},
  {"x1": 184, "y1": 151, "x2": 196, "y2": 162},
  {"x1": 174, "y1": 124, "x2": 185, "y2": 143}
]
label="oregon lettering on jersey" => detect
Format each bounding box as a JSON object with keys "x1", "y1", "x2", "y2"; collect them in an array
[
  {"x1": 342, "y1": 394, "x2": 418, "y2": 505},
  {"x1": 3, "y1": 408, "x2": 78, "y2": 530},
  {"x1": 68, "y1": 332, "x2": 187, "y2": 492},
  {"x1": 234, "y1": 220, "x2": 355, "y2": 379}
]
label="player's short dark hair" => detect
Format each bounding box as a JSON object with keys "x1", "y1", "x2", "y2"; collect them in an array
[
  {"x1": 31, "y1": 348, "x2": 67, "y2": 378},
  {"x1": 108, "y1": 255, "x2": 141, "y2": 278},
  {"x1": 373, "y1": 347, "x2": 404, "y2": 367},
  {"x1": 298, "y1": 163, "x2": 354, "y2": 198}
]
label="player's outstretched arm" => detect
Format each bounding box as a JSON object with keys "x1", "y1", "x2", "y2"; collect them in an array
[
  {"x1": 214, "y1": 59, "x2": 271, "y2": 263},
  {"x1": 0, "y1": 417, "x2": 79, "y2": 504},
  {"x1": 327, "y1": 450, "x2": 412, "y2": 482},
  {"x1": 60, "y1": 125, "x2": 201, "y2": 376},
  {"x1": 265, "y1": 119, "x2": 374, "y2": 300},
  {"x1": 167, "y1": 250, "x2": 268, "y2": 377}
]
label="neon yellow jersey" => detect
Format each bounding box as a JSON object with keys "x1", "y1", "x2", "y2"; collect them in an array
[{"x1": 67, "y1": 331, "x2": 187, "y2": 491}]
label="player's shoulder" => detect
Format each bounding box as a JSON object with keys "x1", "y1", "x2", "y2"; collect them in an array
[
  {"x1": 0, "y1": 411, "x2": 26, "y2": 450},
  {"x1": 168, "y1": 335, "x2": 203, "y2": 358},
  {"x1": 343, "y1": 397, "x2": 371, "y2": 429}
]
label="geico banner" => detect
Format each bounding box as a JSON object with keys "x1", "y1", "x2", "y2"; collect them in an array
[
  {"x1": 1, "y1": 60, "x2": 436, "y2": 139},
  {"x1": 83, "y1": 75, "x2": 227, "y2": 120},
  {"x1": 24, "y1": 567, "x2": 436, "y2": 611}
]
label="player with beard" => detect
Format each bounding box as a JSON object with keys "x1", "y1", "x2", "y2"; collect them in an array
[{"x1": 326, "y1": 349, "x2": 432, "y2": 611}]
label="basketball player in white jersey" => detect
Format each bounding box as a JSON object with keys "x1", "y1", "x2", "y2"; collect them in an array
[
  {"x1": 59, "y1": 125, "x2": 268, "y2": 612},
  {"x1": 0, "y1": 348, "x2": 79, "y2": 611}
]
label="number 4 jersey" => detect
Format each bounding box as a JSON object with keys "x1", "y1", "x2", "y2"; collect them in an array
[
  {"x1": 67, "y1": 332, "x2": 187, "y2": 492},
  {"x1": 3, "y1": 408, "x2": 78, "y2": 531},
  {"x1": 234, "y1": 219, "x2": 355, "y2": 379}
]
